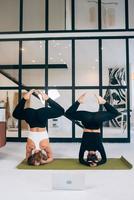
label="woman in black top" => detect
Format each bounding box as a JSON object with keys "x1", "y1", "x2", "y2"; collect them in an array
[
  {"x1": 13, "y1": 89, "x2": 64, "y2": 166},
  {"x1": 65, "y1": 93, "x2": 121, "y2": 167}
]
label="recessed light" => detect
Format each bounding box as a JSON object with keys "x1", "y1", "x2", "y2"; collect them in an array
[{"x1": 32, "y1": 59, "x2": 36, "y2": 63}]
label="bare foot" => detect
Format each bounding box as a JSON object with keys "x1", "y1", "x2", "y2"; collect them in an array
[
  {"x1": 95, "y1": 95, "x2": 106, "y2": 105},
  {"x1": 37, "y1": 90, "x2": 49, "y2": 101},
  {"x1": 77, "y1": 93, "x2": 87, "y2": 104},
  {"x1": 23, "y1": 89, "x2": 35, "y2": 100}
]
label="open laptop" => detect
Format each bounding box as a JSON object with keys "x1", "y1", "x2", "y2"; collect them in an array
[{"x1": 52, "y1": 173, "x2": 85, "y2": 191}]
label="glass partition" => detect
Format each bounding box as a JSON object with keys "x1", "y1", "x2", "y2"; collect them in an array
[
  {"x1": 49, "y1": 0, "x2": 65, "y2": 30},
  {"x1": 102, "y1": 39, "x2": 126, "y2": 86},
  {"x1": 23, "y1": 0, "x2": 46, "y2": 31},
  {"x1": 0, "y1": 69, "x2": 19, "y2": 87},
  {"x1": 22, "y1": 69, "x2": 45, "y2": 86},
  {"x1": 101, "y1": 0, "x2": 125, "y2": 29},
  {"x1": 103, "y1": 88, "x2": 128, "y2": 138},
  {"x1": 48, "y1": 40, "x2": 72, "y2": 86},
  {"x1": 75, "y1": 40, "x2": 99, "y2": 86},
  {"x1": 0, "y1": 38, "x2": 130, "y2": 142},
  {"x1": 128, "y1": 0, "x2": 134, "y2": 29},
  {"x1": 0, "y1": 0, "x2": 19, "y2": 32},
  {"x1": 22, "y1": 40, "x2": 45, "y2": 64},
  {"x1": 75, "y1": 0, "x2": 98, "y2": 30},
  {"x1": 0, "y1": 42, "x2": 19, "y2": 65}
]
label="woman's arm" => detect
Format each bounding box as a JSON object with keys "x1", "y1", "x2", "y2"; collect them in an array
[
  {"x1": 103, "y1": 102, "x2": 121, "y2": 117},
  {"x1": 12, "y1": 89, "x2": 35, "y2": 120},
  {"x1": 65, "y1": 101, "x2": 82, "y2": 120},
  {"x1": 26, "y1": 144, "x2": 33, "y2": 161},
  {"x1": 12, "y1": 98, "x2": 26, "y2": 120},
  {"x1": 97, "y1": 143, "x2": 107, "y2": 166},
  {"x1": 99, "y1": 102, "x2": 121, "y2": 122},
  {"x1": 46, "y1": 98, "x2": 65, "y2": 118},
  {"x1": 79, "y1": 143, "x2": 90, "y2": 166},
  {"x1": 41, "y1": 146, "x2": 53, "y2": 164}
]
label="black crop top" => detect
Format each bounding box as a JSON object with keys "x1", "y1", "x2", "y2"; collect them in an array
[
  {"x1": 65, "y1": 101, "x2": 120, "y2": 129},
  {"x1": 12, "y1": 98, "x2": 64, "y2": 128}
]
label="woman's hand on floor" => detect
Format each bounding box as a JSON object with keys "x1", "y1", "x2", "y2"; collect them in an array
[{"x1": 89, "y1": 162, "x2": 97, "y2": 167}]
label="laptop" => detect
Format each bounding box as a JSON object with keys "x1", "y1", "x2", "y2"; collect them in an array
[{"x1": 52, "y1": 173, "x2": 85, "y2": 191}]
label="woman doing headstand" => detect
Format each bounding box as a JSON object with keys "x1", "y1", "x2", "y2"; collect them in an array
[
  {"x1": 65, "y1": 93, "x2": 121, "y2": 167},
  {"x1": 13, "y1": 89, "x2": 64, "y2": 166}
]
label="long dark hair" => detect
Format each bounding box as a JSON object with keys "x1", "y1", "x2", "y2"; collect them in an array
[
  {"x1": 87, "y1": 152, "x2": 98, "y2": 163},
  {"x1": 27, "y1": 151, "x2": 47, "y2": 166}
]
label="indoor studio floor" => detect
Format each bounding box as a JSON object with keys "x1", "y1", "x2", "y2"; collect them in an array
[{"x1": 0, "y1": 134, "x2": 134, "y2": 200}]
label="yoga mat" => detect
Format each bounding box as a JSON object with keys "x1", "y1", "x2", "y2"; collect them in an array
[{"x1": 16, "y1": 156, "x2": 132, "y2": 170}]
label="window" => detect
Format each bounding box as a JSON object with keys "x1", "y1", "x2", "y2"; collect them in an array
[
  {"x1": 0, "y1": 0, "x2": 19, "y2": 32},
  {"x1": 23, "y1": 0, "x2": 46, "y2": 31}
]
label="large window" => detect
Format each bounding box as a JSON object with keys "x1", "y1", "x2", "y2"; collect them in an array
[
  {"x1": 128, "y1": 0, "x2": 134, "y2": 29},
  {"x1": 101, "y1": 0, "x2": 125, "y2": 29},
  {"x1": 102, "y1": 38, "x2": 129, "y2": 139},
  {"x1": 75, "y1": 0, "x2": 98, "y2": 30},
  {"x1": 102, "y1": 39, "x2": 127, "y2": 86},
  {"x1": 23, "y1": 0, "x2": 46, "y2": 31},
  {"x1": 22, "y1": 41, "x2": 45, "y2": 64},
  {"x1": 48, "y1": 0, "x2": 71, "y2": 30},
  {"x1": 0, "y1": 0, "x2": 133, "y2": 32},
  {"x1": 48, "y1": 40, "x2": 72, "y2": 86},
  {"x1": 75, "y1": 40, "x2": 99, "y2": 86},
  {"x1": 0, "y1": 42, "x2": 19, "y2": 64},
  {"x1": 0, "y1": 38, "x2": 130, "y2": 142},
  {"x1": 0, "y1": 0, "x2": 19, "y2": 32},
  {"x1": 102, "y1": 89, "x2": 128, "y2": 138}
]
